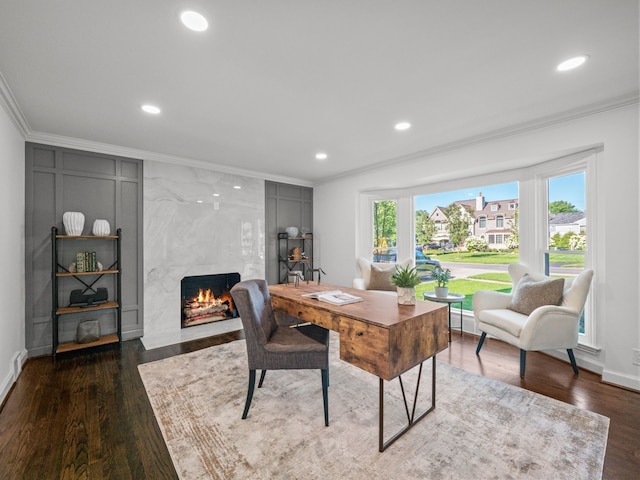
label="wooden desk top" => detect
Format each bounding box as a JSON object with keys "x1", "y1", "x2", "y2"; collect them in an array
[
  {"x1": 269, "y1": 283, "x2": 445, "y2": 329},
  {"x1": 269, "y1": 283, "x2": 449, "y2": 380}
]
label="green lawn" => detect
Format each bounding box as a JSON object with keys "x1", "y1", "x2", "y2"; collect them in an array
[
  {"x1": 467, "y1": 272, "x2": 512, "y2": 282},
  {"x1": 413, "y1": 252, "x2": 584, "y2": 311},
  {"x1": 425, "y1": 251, "x2": 584, "y2": 268},
  {"x1": 547, "y1": 253, "x2": 585, "y2": 267},
  {"x1": 429, "y1": 251, "x2": 520, "y2": 264},
  {"x1": 417, "y1": 277, "x2": 512, "y2": 311}
]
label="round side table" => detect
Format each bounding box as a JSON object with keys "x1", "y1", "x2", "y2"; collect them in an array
[{"x1": 423, "y1": 292, "x2": 465, "y2": 342}]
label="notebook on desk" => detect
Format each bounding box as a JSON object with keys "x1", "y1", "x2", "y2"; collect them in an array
[{"x1": 302, "y1": 290, "x2": 363, "y2": 306}]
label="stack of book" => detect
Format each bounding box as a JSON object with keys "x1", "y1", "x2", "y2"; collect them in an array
[{"x1": 76, "y1": 252, "x2": 98, "y2": 272}]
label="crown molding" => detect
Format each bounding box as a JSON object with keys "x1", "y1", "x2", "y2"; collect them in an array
[
  {"x1": 1, "y1": 66, "x2": 309, "y2": 186},
  {"x1": 25, "y1": 131, "x2": 313, "y2": 187},
  {"x1": 315, "y1": 93, "x2": 640, "y2": 186},
  {"x1": 0, "y1": 71, "x2": 30, "y2": 137}
]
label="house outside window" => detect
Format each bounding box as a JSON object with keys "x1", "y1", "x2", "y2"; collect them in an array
[
  {"x1": 496, "y1": 215, "x2": 504, "y2": 228},
  {"x1": 479, "y1": 216, "x2": 486, "y2": 229}
]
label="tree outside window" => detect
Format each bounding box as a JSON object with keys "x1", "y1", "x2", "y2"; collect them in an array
[
  {"x1": 373, "y1": 200, "x2": 397, "y2": 261},
  {"x1": 443, "y1": 203, "x2": 473, "y2": 252}
]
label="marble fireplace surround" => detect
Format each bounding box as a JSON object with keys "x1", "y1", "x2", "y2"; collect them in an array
[{"x1": 142, "y1": 162, "x2": 265, "y2": 349}]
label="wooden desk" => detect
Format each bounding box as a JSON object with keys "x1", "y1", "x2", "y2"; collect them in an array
[{"x1": 269, "y1": 283, "x2": 448, "y2": 451}]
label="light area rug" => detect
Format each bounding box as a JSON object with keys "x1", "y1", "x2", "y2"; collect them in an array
[{"x1": 138, "y1": 332, "x2": 609, "y2": 480}]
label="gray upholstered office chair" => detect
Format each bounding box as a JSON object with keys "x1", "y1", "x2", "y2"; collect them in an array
[{"x1": 230, "y1": 279, "x2": 330, "y2": 426}]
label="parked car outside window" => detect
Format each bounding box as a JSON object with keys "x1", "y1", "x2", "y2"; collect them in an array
[{"x1": 415, "y1": 248, "x2": 440, "y2": 279}]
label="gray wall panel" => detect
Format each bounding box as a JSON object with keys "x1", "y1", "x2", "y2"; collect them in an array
[
  {"x1": 33, "y1": 147, "x2": 55, "y2": 168},
  {"x1": 62, "y1": 151, "x2": 116, "y2": 176},
  {"x1": 25, "y1": 143, "x2": 143, "y2": 356},
  {"x1": 265, "y1": 181, "x2": 313, "y2": 285},
  {"x1": 121, "y1": 160, "x2": 139, "y2": 178},
  {"x1": 120, "y1": 179, "x2": 143, "y2": 338}
]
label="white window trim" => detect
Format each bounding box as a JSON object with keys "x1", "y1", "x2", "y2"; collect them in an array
[
  {"x1": 358, "y1": 147, "x2": 600, "y2": 349},
  {"x1": 533, "y1": 150, "x2": 598, "y2": 348}
]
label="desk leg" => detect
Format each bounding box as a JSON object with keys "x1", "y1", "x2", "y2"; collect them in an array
[
  {"x1": 379, "y1": 356, "x2": 436, "y2": 452},
  {"x1": 447, "y1": 304, "x2": 452, "y2": 342}
]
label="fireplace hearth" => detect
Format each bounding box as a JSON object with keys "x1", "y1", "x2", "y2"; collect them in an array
[{"x1": 181, "y1": 273, "x2": 240, "y2": 328}]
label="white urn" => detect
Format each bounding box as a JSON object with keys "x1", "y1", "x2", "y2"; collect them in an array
[
  {"x1": 63, "y1": 211, "x2": 85, "y2": 236},
  {"x1": 92, "y1": 219, "x2": 111, "y2": 236}
]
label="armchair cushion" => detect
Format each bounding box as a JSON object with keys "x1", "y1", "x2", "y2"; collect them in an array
[
  {"x1": 480, "y1": 308, "x2": 529, "y2": 338},
  {"x1": 354, "y1": 256, "x2": 410, "y2": 291},
  {"x1": 368, "y1": 263, "x2": 397, "y2": 291},
  {"x1": 508, "y1": 274, "x2": 565, "y2": 316}
]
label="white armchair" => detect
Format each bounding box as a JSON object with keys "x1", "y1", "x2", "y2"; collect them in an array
[{"x1": 473, "y1": 263, "x2": 594, "y2": 378}]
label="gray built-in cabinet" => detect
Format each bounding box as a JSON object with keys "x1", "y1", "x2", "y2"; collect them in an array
[
  {"x1": 25, "y1": 143, "x2": 143, "y2": 357},
  {"x1": 265, "y1": 181, "x2": 313, "y2": 285}
]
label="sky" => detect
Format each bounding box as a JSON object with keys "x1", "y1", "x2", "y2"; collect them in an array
[{"x1": 415, "y1": 172, "x2": 585, "y2": 213}]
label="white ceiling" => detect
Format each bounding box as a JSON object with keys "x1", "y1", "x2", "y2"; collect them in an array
[{"x1": 0, "y1": 1, "x2": 638, "y2": 185}]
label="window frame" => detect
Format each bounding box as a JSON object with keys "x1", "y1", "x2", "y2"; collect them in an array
[
  {"x1": 534, "y1": 153, "x2": 596, "y2": 348},
  {"x1": 359, "y1": 148, "x2": 598, "y2": 349}
]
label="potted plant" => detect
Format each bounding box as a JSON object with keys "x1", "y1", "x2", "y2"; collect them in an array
[
  {"x1": 391, "y1": 264, "x2": 422, "y2": 305},
  {"x1": 432, "y1": 266, "x2": 452, "y2": 298}
]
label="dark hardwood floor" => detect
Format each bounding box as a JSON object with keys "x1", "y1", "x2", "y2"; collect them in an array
[{"x1": 1, "y1": 330, "x2": 638, "y2": 479}]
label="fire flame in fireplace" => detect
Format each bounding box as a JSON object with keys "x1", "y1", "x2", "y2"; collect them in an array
[
  {"x1": 183, "y1": 289, "x2": 234, "y2": 320},
  {"x1": 196, "y1": 288, "x2": 221, "y2": 304}
]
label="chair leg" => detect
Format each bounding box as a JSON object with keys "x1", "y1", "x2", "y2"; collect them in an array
[
  {"x1": 476, "y1": 332, "x2": 487, "y2": 355},
  {"x1": 258, "y1": 369, "x2": 267, "y2": 388},
  {"x1": 567, "y1": 349, "x2": 579, "y2": 375},
  {"x1": 520, "y1": 350, "x2": 526, "y2": 378},
  {"x1": 242, "y1": 369, "x2": 256, "y2": 419},
  {"x1": 321, "y1": 368, "x2": 329, "y2": 426}
]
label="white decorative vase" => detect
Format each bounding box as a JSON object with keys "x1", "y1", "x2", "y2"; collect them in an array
[
  {"x1": 285, "y1": 226, "x2": 299, "y2": 238},
  {"x1": 92, "y1": 219, "x2": 111, "y2": 236},
  {"x1": 397, "y1": 287, "x2": 416, "y2": 305},
  {"x1": 435, "y1": 286, "x2": 449, "y2": 298},
  {"x1": 63, "y1": 211, "x2": 85, "y2": 236}
]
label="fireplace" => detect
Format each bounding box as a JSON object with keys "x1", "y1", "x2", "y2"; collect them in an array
[{"x1": 181, "y1": 273, "x2": 240, "y2": 328}]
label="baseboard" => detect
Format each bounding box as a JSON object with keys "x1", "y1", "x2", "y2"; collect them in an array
[
  {"x1": 460, "y1": 311, "x2": 610, "y2": 378},
  {"x1": 0, "y1": 349, "x2": 28, "y2": 407},
  {"x1": 601, "y1": 368, "x2": 640, "y2": 393},
  {"x1": 537, "y1": 348, "x2": 603, "y2": 375}
]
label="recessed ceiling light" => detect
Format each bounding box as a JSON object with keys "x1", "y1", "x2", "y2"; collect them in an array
[
  {"x1": 315, "y1": 152, "x2": 328, "y2": 160},
  {"x1": 212, "y1": 193, "x2": 220, "y2": 197},
  {"x1": 196, "y1": 200, "x2": 203, "y2": 204},
  {"x1": 141, "y1": 104, "x2": 161, "y2": 114},
  {"x1": 394, "y1": 122, "x2": 411, "y2": 131},
  {"x1": 233, "y1": 185, "x2": 241, "y2": 190},
  {"x1": 180, "y1": 11, "x2": 208, "y2": 32},
  {"x1": 556, "y1": 55, "x2": 589, "y2": 72}
]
